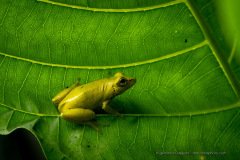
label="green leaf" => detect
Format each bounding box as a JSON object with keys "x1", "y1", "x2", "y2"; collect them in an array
[
  {"x1": 190, "y1": 0, "x2": 240, "y2": 90},
  {"x1": 0, "y1": 0, "x2": 240, "y2": 159},
  {"x1": 217, "y1": 0, "x2": 240, "y2": 84}
]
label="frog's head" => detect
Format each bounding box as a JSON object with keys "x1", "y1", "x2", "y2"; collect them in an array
[{"x1": 112, "y1": 72, "x2": 136, "y2": 96}]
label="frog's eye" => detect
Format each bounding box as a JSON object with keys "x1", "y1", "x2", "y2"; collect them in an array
[{"x1": 118, "y1": 78, "x2": 128, "y2": 87}]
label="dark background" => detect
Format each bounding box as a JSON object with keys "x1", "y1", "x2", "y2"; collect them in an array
[{"x1": 0, "y1": 129, "x2": 46, "y2": 160}]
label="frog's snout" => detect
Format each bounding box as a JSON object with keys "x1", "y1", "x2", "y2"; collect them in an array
[{"x1": 129, "y1": 78, "x2": 136, "y2": 86}]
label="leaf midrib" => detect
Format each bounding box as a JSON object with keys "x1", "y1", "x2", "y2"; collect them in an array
[{"x1": 185, "y1": 0, "x2": 240, "y2": 97}]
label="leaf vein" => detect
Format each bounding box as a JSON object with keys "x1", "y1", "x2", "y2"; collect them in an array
[
  {"x1": 161, "y1": 116, "x2": 169, "y2": 151},
  {"x1": 172, "y1": 53, "x2": 212, "y2": 88},
  {"x1": 0, "y1": 0, "x2": 12, "y2": 26},
  {"x1": 0, "y1": 41, "x2": 207, "y2": 69},
  {"x1": 35, "y1": 65, "x2": 42, "y2": 113},
  {"x1": 37, "y1": 0, "x2": 184, "y2": 13},
  {"x1": 104, "y1": 15, "x2": 124, "y2": 58},
  {"x1": 6, "y1": 110, "x2": 14, "y2": 131},
  {"x1": 0, "y1": 100, "x2": 239, "y2": 118},
  {"x1": 213, "y1": 110, "x2": 240, "y2": 148},
  {"x1": 185, "y1": 0, "x2": 240, "y2": 97},
  {"x1": 2, "y1": 60, "x2": 10, "y2": 104},
  {"x1": 17, "y1": 64, "x2": 33, "y2": 109},
  {"x1": 181, "y1": 66, "x2": 220, "y2": 93}
]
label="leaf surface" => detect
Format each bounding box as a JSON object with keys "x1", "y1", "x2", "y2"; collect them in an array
[{"x1": 0, "y1": 0, "x2": 240, "y2": 159}]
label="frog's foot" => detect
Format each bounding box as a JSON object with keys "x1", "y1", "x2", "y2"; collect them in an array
[
  {"x1": 61, "y1": 108, "x2": 95, "y2": 123},
  {"x1": 85, "y1": 120, "x2": 113, "y2": 132},
  {"x1": 84, "y1": 121, "x2": 100, "y2": 131},
  {"x1": 102, "y1": 101, "x2": 121, "y2": 116}
]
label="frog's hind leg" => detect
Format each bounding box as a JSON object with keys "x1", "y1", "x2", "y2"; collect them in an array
[
  {"x1": 61, "y1": 108, "x2": 95, "y2": 123},
  {"x1": 52, "y1": 80, "x2": 80, "y2": 106}
]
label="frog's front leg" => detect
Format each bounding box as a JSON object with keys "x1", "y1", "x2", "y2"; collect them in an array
[
  {"x1": 52, "y1": 80, "x2": 80, "y2": 106},
  {"x1": 61, "y1": 108, "x2": 95, "y2": 123},
  {"x1": 102, "y1": 101, "x2": 121, "y2": 116}
]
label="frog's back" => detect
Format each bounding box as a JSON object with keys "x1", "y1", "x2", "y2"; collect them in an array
[{"x1": 60, "y1": 79, "x2": 108, "y2": 110}]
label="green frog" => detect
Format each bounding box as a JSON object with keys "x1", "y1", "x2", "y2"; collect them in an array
[{"x1": 52, "y1": 72, "x2": 136, "y2": 123}]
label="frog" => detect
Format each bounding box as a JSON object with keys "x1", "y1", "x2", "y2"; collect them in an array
[{"x1": 52, "y1": 72, "x2": 136, "y2": 124}]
